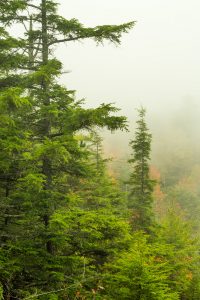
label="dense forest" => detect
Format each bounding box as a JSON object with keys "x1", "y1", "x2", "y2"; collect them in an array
[{"x1": 0, "y1": 1, "x2": 200, "y2": 299}]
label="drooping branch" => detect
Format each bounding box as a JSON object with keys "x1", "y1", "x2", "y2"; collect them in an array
[{"x1": 48, "y1": 21, "x2": 136, "y2": 46}]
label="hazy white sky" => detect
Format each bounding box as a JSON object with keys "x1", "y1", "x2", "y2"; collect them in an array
[
  {"x1": 56, "y1": 0, "x2": 200, "y2": 120},
  {"x1": 54, "y1": 0, "x2": 200, "y2": 158}
]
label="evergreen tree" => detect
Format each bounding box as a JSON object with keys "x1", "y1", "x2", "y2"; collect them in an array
[
  {"x1": 102, "y1": 232, "x2": 179, "y2": 300},
  {"x1": 0, "y1": 20, "x2": 33, "y2": 300},
  {"x1": 157, "y1": 208, "x2": 200, "y2": 299},
  {"x1": 0, "y1": 1, "x2": 135, "y2": 298},
  {"x1": 128, "y1": 107, "x2": 155, "y2": 232}
]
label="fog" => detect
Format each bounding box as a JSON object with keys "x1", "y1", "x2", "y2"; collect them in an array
[
  {"x1": 57, "y1": 2, "x2": 200, "y2": 103},
  {"x1": 45, "y1": 1, "x2": 200, "y2": 169},
  {"x1": 55, "y1": 0, "x2": 200, "y2": 164}
]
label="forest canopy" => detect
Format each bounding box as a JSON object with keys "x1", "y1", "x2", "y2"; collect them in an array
[{"x1": 0, "y1": 1, "x2": 200, "y2": 300}]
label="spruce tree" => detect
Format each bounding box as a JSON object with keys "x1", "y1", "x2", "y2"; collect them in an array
[
  {"x1": 0, "y1": 1, "x2": 135, "y2": 298},
  {"x1": 0, "y1": 17, "x2": 33, "y2": 300},
  {"x1": 49, "y1": 132, "x2": 131, "y2": 298},
  {"x1": 128, "y1": 107, "x2": 155, "y2": 232}
]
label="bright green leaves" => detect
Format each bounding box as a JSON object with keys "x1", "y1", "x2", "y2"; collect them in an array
[
  {"x1": 157, "y1": 209, "x2": 199, "y2": 295},
  {"x1": 19, "y1": 173, "x2": 46, "y2": 193},
  {"x1": 33, "y1": 138, "x2": 71, "y2": 166},
  {"x1": 29, "y1": 59, "x2": 62, "y2": 85},
  {"x1": 0, "y1": 87, "x2": 30, "y2": 111},
  {"x1": 51, "y1": 207, "x2": 130, "y2": 252},
  {"x1": 0, "y1": 285, "x2": 3, "y2": 300},
  {"x1": 103, "y1": 232, "x2": 179, "y2": 300},
  {"x1": 0, "y1": 1, "x2": 136, "y2": 299},
  {"x1": 64, "y1": 103, "x2": 128, "y2": 132}
]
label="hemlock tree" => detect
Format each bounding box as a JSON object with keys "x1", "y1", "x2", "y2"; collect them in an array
[
  {"x1": 0, "y1": 1, "x2": 135, "y2": 298},
  {"x1": 128, "y1": 107, "x2": 155, "y2": 232}
]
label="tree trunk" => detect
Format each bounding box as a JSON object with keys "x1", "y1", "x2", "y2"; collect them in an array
[{"x1": 41, "y1": 0, "x2": 53, "y2": 254}]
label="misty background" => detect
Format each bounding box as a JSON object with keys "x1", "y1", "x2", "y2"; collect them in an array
[{"x1": 55, "y1": 0, "x2": 200, "y2": 174}]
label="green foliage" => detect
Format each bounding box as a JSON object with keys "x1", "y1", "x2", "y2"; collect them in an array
[
  {"x1": 1, "y1": 2, "x2": 200, "y2": 300},
  {"x1": 103, "y1": 232, "x2": 179, "y2": 300},
  {"x1": 47, "y1": 15, "x2": 135, "y2": 45},
  {"x1": 128, "y1": 107, "x2": 155, "y2": 232},
  {"x1": 0, "y1": 1, "x2": 135, "y2": 298},
  {"x1": 0, "y1": 285, "x2": 3, "y2": 300},
  {"x1": 157, "y1": 208, "x2": 200, "y2": 296}
]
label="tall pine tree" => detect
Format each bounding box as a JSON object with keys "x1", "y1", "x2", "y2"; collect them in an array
[{"x1": 128, "y1": 107, "x2": 155, "y2": 232}]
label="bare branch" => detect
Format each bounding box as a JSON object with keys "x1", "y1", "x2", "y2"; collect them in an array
[
  {"x1": 33, "y1": 38, "x2": 42, "y2": 59},
  {"x1": 48, "y1": 132, "x2": 64, "y2": 138},
  {"x1": 48, "y1": 36, "x2": 87, "y2": 46},
  {"x1": 22, "y1": 20, "x2": 29, "y2": 33},
  {"x1": 27, "y1": 3, "x2": 42, "y2": 11}
]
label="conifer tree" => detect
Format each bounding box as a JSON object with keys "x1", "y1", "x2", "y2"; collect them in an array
[
  {"x1": 103, "y1": 232, "x2": 179, "y2": 300},
  {"x1": 128, "y1": 107, "x2": 155, "y2": 232},
  {"x1": 0, "y1": 1, "x2": 135, "y2": 298},
  {"x1": 48, "y1": 133, "x2": 131, "y2": 298},
  {"x1": 157, "y1": 208, "x2": 200, "y2": 298},
  {"x1": 0, "y1": 18, "x2": 33, "y2": 300}
]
